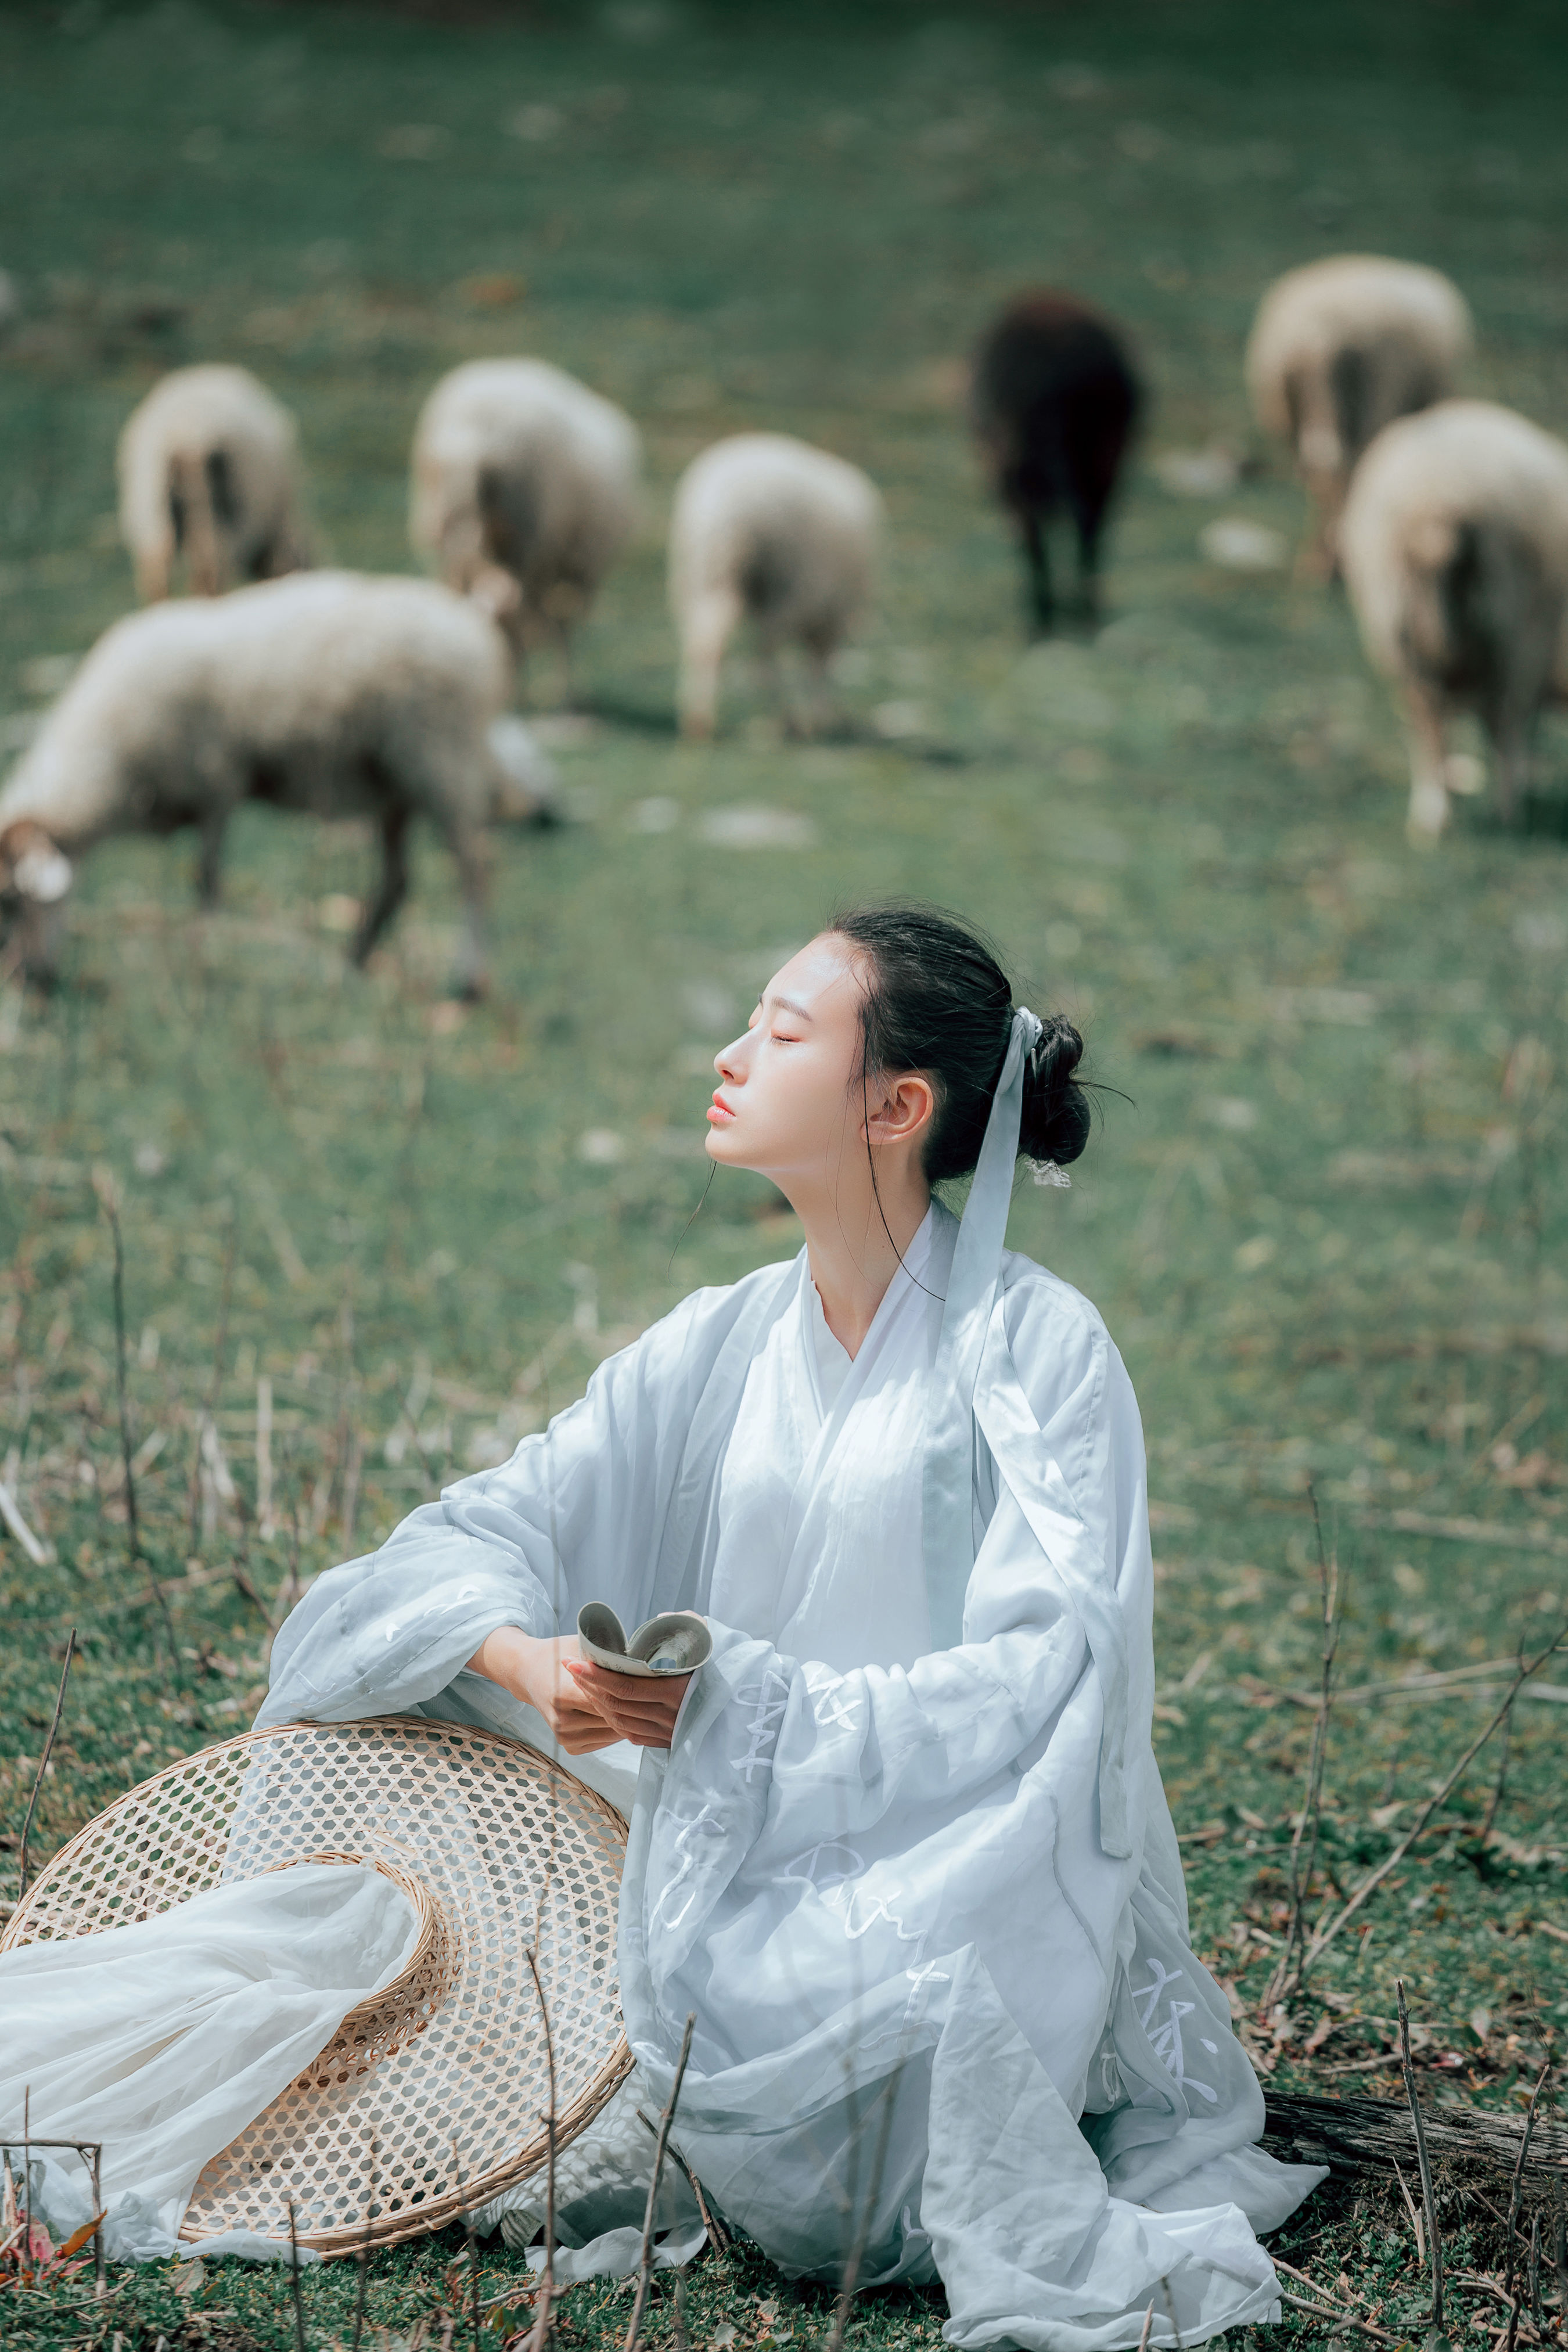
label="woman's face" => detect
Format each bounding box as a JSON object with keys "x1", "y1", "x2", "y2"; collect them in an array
[{"x1": 706, "y1": 933, "x2": 869, "y2": 1184}]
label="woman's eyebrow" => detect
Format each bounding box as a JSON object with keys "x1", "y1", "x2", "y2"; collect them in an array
[{"x1": 765, "y1": 994, "x2": 814, "y2": 1022}]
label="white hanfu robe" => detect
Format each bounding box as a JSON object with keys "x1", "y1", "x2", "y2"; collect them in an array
[{"x1": 259, "y1": 1199, "x2": 1322, "y2": 2350}]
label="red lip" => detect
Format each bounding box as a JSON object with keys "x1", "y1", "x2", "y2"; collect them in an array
[{"x1": 707, "y1": 1090, "x2": 736, "y2": 1124}]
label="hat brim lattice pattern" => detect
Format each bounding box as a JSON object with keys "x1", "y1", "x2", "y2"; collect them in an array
[{"x1": 0, "y1": 1718, "x2": 632, "y2": 2253}]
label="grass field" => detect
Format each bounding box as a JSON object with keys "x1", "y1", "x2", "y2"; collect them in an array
[{"x1": 3, "y1": 1, "x2": 1568, "y2": 2344}]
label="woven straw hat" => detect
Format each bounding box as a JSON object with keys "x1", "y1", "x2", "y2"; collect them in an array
[{"x1": 0, "y1": 1717, "x2": 632, "y2": 2253}]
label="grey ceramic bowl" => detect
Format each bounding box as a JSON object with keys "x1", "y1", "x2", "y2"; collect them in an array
[{"x1": 577, "y1": 1603, "x2": 713, "y2": 1678}]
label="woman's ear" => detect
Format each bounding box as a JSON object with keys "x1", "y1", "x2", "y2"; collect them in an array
[{"x1": 865, "y1": 1072, "x2": 936, "y2": 1152}]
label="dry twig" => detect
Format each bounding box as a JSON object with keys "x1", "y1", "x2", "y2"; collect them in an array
[
  {"x1": 351, "y1": 2133, "x2": 376, "y2": 2352},
  {"x1": 1393, "y1": 2159, "x2": 1425, "y2": 2266},
  {"x1": 521, "y1": 1947, "x2": 559, "y2": 2352},
  {"x1": 1303, "y1": 1623, "x2": 1568, "y2": 1972},
  {"x1": 452, "y1": 2138, "x2": 481, "y2": 2352},
  {"x1": 1265, "y1": 1486, "x2": 1338, "y2": 2008},
  {"x1": 286, "y1": 2197, "x2": 308, "y2": 2352},
  {"x1": 1397, "y1": 1979, "x2": 1444, "y2": 2337},
  {"x1": 636, "y1": 2109, "x2": 729, "y2": 2257},
  {"x1": 189, "y1": 1218, "x2": 238, "y2": 1549},
  {"x1": 99, "y1": 1184, "x2": 139, "y2": 1562},
  {"x1": 1278, "y1": 2287, "x2": 1401, "y2": 2344},
  {"x1": 1480, "y1": 1694, "x2": 1515, "y2": 1842},
  {"x1": 825, "y1": 2075, "x2": 902, "y2": 2352},
  {"x1": 624, "y1": 2012, "x2": 695, "y2": 2352},
  {"x1": 1503, "y1": 2063, "x2": 1551, "y2": 2352},
  {"x1": 17, "y1": 1628, "x2": 74, "y2": 1901}
]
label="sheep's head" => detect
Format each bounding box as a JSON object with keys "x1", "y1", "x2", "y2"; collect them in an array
[{"x1": 0, "y1": 818, "x2": 73, "y2": 983}]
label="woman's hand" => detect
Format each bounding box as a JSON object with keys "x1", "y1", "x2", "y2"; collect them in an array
[
  {"x1": 564, "y1": 1659, "x2": 691, "y2": 1750},
  {"x1": 467, "y1": 1627, "x2": 692, "y2": 1753}
]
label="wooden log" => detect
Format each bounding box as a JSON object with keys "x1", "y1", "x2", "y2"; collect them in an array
[{"x1": 1265, "y1": 2091, "x2": 1568, "y2": 2200}]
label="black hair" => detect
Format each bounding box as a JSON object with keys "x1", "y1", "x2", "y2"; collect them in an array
[{"x1": 830, "y1": 901, "x2": 1091, "y2": 1184}]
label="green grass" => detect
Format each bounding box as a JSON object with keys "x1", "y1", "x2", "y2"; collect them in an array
[{"x1": 2, "y1": 1, "x2": 1567, "y2": 2344}]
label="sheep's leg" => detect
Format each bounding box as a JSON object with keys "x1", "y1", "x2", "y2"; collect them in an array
[
  {"x1": 765, "y1": 642, "x2": 805, "y2": 739},
  {"x1": 1403, "y1": 678, "x2": 1451, "y2": 841},
  {"x1": 353, "y1": 804, "x2": 412, "y2": 968},
  {"x1": 196, "y1": 808, "x2": 229, "y2": 908},
  {"x1": 800, "y1": 630, "x2": 843, "y2": 739},
  {"x1": 678, "y1": 588, "x2": 742, "y2": 739},
  {"x1": 134, "y1": 541, "x2": 174, "y2": 602},
  {"x1": 1487, "y1": 692, "x2": 1535, "y2": 828},
  {"x1": 1074, "y1": 514, "x2": 1103, "y2": 621},
  {"x1": 445, "y1": 823, "x2": 490, "y2": 1002},
  {"x1": 1302, "y1": 473, "x2": 1348, "y2": 583},
  {"x1": 553, "y1": 617, "x2": 577, "y2": 712},
  {"x1": 1022, "y1": 512, "x2": 1053, "y2": 636}
]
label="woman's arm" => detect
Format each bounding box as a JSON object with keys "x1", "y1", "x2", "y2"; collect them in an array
[
  {"x1": 257, "y1": 1318, "x2": 676, "y2": 1731},
  {"x1": 256, "y1": 1279, "x2": 749, "y2": 1736},
  {"x1": 466, "y1": 1626, "x2": 690, "y2": 1752}
]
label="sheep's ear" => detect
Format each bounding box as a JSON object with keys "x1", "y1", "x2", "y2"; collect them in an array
[
  {"x1": 469, "y1": 563, "x2": 523, "y2": 621},
  {"x1": 11, "y1": 837, "x2": 73, "y2": 903},
  {"x1": 1407, "y1": 514, "x2": 1458, "y2": 573}
]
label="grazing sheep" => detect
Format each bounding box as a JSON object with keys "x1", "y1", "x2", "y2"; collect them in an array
[
  {"x1": 1339, "y1": 400, "x2": 1568, "y2": 839},
  {"x1": 117, "y1": 364, "x2": 312, "y2": 602},
  {"x1": 409, "y1": 359, "x2": 640, "y2": 688},
  {"x1": 1245, "y1": 256, "x2": 1472, "y2": 576},
  {"x1": 969, "y1": 292, "x2": 1142, "y2": 634},
  {"x1": 668, "y1": 433, "x2": 881, "y2": 739},
  {"x1": 0, "y1": 573, "x2": 513, "y2": 994},
  {"x1": 0, "y1": 818, "x2": 73, "y2": 986}
]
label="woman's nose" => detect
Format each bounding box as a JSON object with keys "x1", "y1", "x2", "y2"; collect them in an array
[{"x1": 714, "y1": 1033, "x2": 747, "y2": 1081}]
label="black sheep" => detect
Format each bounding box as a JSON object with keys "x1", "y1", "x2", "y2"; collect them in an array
[{"x1": 970, "y1": 293, "x2": 1142, "y2": 633}]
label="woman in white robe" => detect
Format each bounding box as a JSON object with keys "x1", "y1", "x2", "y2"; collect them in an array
[{"x1": 258, "y1": 906, "x2": 1322, "y2": 2349}]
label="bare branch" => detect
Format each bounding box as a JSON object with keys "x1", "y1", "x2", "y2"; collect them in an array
[
  {"x1": 1479, "y1": 1695, "x2": 1515, "y2": 1843},
  {"x1": 1303, "y1": 1622, "x2": 1568, "y2": 1972},
  {"x1": 1265, "y1": 1486, "x2": 1338, "y2": 2008},
  {"x1": 1397, "y1": 1979, "x2": 1444, "y2": 2335},
  {"x1": 286, "y1": 2195, "x2": 308, "y2": 2352},
  {"x1": 17, "y1": 1628, "x2": 74, "y2": 1901},
  {"x1": 825, "y1": 2075, "x2": 901, "y2": 2352},
  {"x1": 624, "y1": 2012, "x2": 696, "y2": 2352},
  {"x1": 636, "y1": 2109, "x2": 729, "y2": 2257},
  {"x1": 351, "y1": 2131, "x2": 376, "y2": 2352},
  {"x1": 522, "y1": 1947, "x2": 559, "y2": 2352},
  {"x1": 100, "y1": 1185, "x2": 139, "y2": 1561},
  {"x1": 1504, "y1": 2062, "x2": 1551, "y2": 2352}
]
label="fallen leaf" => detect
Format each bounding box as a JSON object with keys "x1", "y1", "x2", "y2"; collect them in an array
[{"x1": 53, "y1": 2213, "x2": 106, "y2": 2264}]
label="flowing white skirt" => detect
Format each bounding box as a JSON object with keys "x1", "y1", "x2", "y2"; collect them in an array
[{"x1": 0, "y1": 1864, "x2": 417, "y2": 2263}]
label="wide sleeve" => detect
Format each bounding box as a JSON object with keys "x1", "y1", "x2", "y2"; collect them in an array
[
  {"x1": 257, "y1": 1287, "x2": 720, "y2": 1732},
  {"x1": 664, "y1": 1278, "x2": 1148, "y2": 1878},
  {"x1": 621, "y1": 1276, "x2": 1156, "y2": 2117}
]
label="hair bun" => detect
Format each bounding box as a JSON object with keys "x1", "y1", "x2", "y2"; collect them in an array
[{"x1": 1018, "y1": 1013, "x2": 1091, "y2": 1168}]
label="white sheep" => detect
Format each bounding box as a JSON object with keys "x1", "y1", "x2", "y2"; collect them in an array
[
  {"x1": 1339, "y1": 399, "x2": 1568, "y2": 838},
  {"x1": 117, "y1": 364, "x2": 312, "y2": 602},
  {"x1": 409, "y1": 358, "x2": 640, "y2": 688},
  {"x1": 668, "y1": 432, "x2": 881, "y2": 739},
  {"x1": 0, "y1": 572, "x2": 516, "y2": 993},
  {"x1": 1245, "y1": 256, "x2": 1472, "y2": 574}
]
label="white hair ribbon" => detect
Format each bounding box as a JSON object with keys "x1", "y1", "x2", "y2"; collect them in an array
[
  {"x1": 921, "y1": 1005, "x2": 1041, "y2": 1650},
  {"x1": 921, "y1": 1005, "x2": 1133, "y2": 1858}
]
